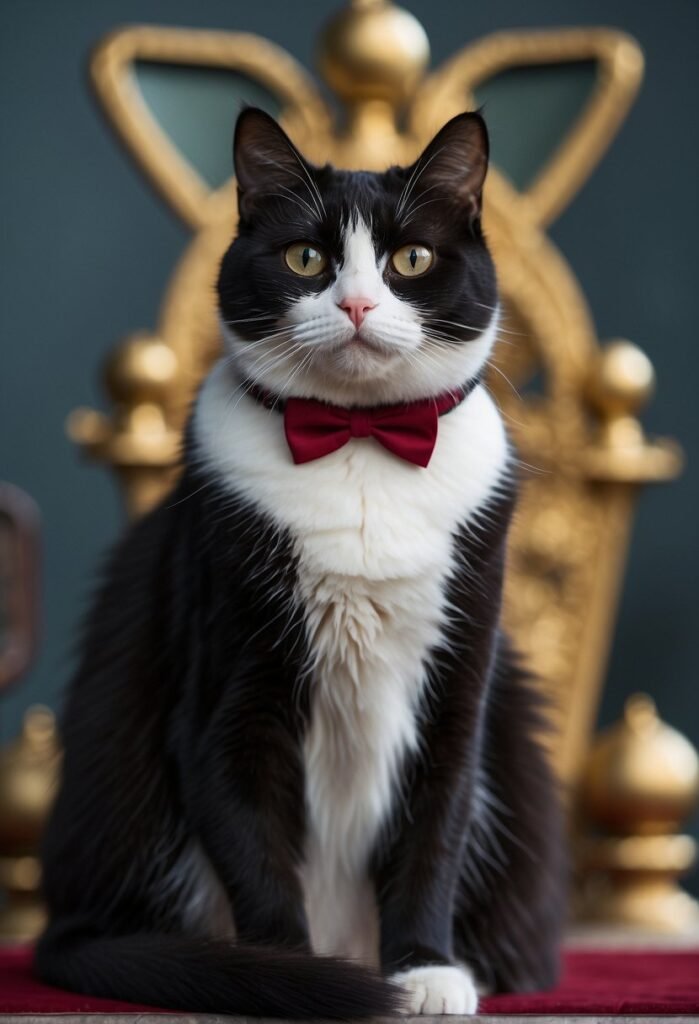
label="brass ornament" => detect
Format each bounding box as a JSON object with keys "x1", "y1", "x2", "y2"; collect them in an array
[
  {"x1": 577, "y1": 696, "x2": 699, "y2": 933},
  {"x1": 0, "y1": 706, "x2": 61, "y2": 942},
  {"x1": 583, "y1": 339, "x2": 682, "y2": 481},
  {"x1": 69, "y1": 5, "x2": 682, "y2": 799},
  {"x1": 68, "y1": 333, "x2": 182, "y2": 519}
]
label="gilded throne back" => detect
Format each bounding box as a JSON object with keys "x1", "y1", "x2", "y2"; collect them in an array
[{"x1": 69, "y1": 0, "x2": 681, "y2": 793}]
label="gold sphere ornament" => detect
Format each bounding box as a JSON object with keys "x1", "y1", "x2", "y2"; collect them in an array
[
  {"x1": 316, "y1": 0, "x2": 430, "y2": 167},
  {"x1": 67, "y1": 333, "x2": 183, "y2": 517},
  {"x1": 583, "y1": 340, "x2": 683, "y2": 482},
  {"x1": 318, "y1": 0, "x2": 429, "y2": 109},
  {"x1": 583, "y1": 695, "x2": 699, "y2": 834},
  {"x1": 104, "y1": 332, "x2": 179, "y2": 408},
  {"x1": 578, "y1": 695, "x2": 699, "y2": 934},
  {"x1": 588, "y1": 339, "x2": 655, "y2": 419}
]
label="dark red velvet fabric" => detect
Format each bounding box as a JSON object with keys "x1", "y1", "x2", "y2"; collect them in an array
[{"x1": 1, "y1": 945, "x2": 698, "y2": 1015}]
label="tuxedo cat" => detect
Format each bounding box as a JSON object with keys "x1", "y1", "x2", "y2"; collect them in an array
[{"x1": 36, "y1": 108, "x2": 565, "y2": 1018}]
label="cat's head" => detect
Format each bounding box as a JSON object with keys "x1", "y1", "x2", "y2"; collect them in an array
[{"x1": 217, "y1": 107, "x2": 498, "y2": 406}]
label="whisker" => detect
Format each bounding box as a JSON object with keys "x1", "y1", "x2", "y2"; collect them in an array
[
  {"x1": 225, "y1": 311, "x2": 276, "y2": 325},
  {"x1": 401, "y1": 195, "x2": 447, "y2": 225},
  {"x1": 396, "y1": 144, "x2": 447, "y2": 220},
  {"x1": 486, "y1": 361, "x2": 521, "y2": 400},
  {"x1": 287, "y1": 145, "x2": 326, "y2": 219},
  {"x1": 272, "y1": 184, "x2": 319, "y2": 221},
  {"x1": 399, "y1": 183, "x2": 441, "y2": 223},
  {"x1": 255, "y1": 155, "x2": 323, "y2": 221},
  {"x1": 276, "y1": 347, "x2": 318, "y2": 402}
]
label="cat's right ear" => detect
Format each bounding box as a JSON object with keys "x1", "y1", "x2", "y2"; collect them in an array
[{"x1": 233, "y1": 107, "x2": 311, "y2": 219}]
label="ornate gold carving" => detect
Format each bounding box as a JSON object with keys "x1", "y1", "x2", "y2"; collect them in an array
[
  {"x1": 70, "y1": 1, "x2": 681, "y2": 795},
  {"x1": 577, "y1": 696, "x2": 699, "y2": 932},
  {"x1": 411, "y1": 28, "x2": 644, "y2": 228},
  {"x1": 90, "y1": 25, "x2": 332, "y2": 229},
  {"x1": 68, "y1": 333, "x2": 182, "y2": 518}
]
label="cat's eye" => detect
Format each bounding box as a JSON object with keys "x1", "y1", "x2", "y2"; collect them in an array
[
  {"x1": 390, "y1": 244, "x2": 434, "y2": 277},
  {"x1": 285, "y1": 242, "x2": 327, "y2": 277}
]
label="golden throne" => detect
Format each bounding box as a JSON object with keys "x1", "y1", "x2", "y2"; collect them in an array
[{"x1": 45, "y1": 0, "x2": 695, "y2": 935}]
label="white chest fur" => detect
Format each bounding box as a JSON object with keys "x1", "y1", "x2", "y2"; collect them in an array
[{"x1": 194, "y1": 361, "x2": 508, "y2": 962}]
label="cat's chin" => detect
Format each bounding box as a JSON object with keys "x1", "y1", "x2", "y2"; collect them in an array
[{"x1": 325, "y1": 339, "x2": 401, "y2": 380}]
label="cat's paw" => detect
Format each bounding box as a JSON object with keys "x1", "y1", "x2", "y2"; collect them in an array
[{"x1": 391, "y1": 964, "x2": 478, "y2": 1015}]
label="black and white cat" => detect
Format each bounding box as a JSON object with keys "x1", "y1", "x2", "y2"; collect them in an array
[{"x1": 36, "y1": 108, "x2": 565, "y2": 1018}]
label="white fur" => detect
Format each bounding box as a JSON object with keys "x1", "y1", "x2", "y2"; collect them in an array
[
  {"x1": 391, "y1": 965, "x2": 479, "y2": 1015},
  {"x1": 194, "y1": 212, "x2": 507, "y2": 983}
]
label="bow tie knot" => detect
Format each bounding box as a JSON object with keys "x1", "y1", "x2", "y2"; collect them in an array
[{"x1": 348, "y1": 408, "x2": 372, "y2": 438}]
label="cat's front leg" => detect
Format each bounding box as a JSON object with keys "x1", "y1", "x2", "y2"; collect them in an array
[
  {"x1": 375, "y1": 624, "x2": 501, "y2": 1011},
  {"x1": 374, "y1": 756, "x2": 480, "y2": 1015},
  {"x1": 377, "y1": 852, "x2": 479, "y2": 1016},
  {"x1": 185, "y1": 676, "x2": 310, "y2": 950},
  {"x1": 376, "y1": 499, "x2": 514, "y2": 1014}
]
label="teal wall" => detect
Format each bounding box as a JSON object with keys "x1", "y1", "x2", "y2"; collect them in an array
[{"x1": 1, "y1": 1, "x2": 697, "y2": 890}]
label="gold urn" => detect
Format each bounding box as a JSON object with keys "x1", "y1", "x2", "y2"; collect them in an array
[{"x1": 578, "y1": 695, "x2": 699, "y2": 933}]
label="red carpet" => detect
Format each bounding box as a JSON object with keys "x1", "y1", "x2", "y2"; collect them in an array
[{"x1": 1, "y1": 945, "x2": 698, "y2": 1015}]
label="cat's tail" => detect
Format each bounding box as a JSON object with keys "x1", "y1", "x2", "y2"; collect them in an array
[{"x1": 35, "y1": 925, "x2": 401, "y2": 1019}]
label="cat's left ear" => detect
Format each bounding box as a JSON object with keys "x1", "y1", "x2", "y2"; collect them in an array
[
  {"x1": 233, "y1": 107, "x2": 315, "y2": 220},
  {"x1": 403, "y1": 112, "x2": 489, "y2": 222}
]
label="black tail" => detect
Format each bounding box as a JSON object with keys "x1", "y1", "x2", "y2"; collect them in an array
[{"x1": 35, "y1": 927, "x2": 400, "y2": 1019}]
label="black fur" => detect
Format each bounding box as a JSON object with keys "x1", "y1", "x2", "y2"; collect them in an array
[
  {"x1": 36, "y1": 109, "x2": 565, "y2": 1016},
  {"x1": 37, "y1": 472, "x2": 400, "y2": 1017}
]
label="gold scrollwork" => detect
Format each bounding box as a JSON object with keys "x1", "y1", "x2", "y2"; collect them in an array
[{"x1": 90, "y1": 24, "x2": 333, "y2": 229}]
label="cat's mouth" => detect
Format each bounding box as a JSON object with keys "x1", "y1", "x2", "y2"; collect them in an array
[
  {"x1": 318, "y1": 331, "x2": 404, "y2": 383},
  {"x1": 325, "y1": 324, "x2": 400, "y2": 358},
  {"x1": 345, "y1": 333, "x2": 384, "y2": 353}
]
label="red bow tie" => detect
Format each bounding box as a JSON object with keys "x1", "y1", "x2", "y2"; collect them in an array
[{"x1": 246, "y1": 382, "x2": 477, "y2": 467}]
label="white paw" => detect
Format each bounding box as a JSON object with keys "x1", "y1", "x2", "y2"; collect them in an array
[{"x1": 391, "y1": 964, "x2": 479, "y2": 1015}]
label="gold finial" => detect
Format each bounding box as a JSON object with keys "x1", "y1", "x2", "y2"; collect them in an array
[
  {"x1": 317, "y1": 0, "x2": 429, "y2": 167},
  {"x1": 104, "y1": 331, "x2": 179, "y2": 409},
  {"x1": 0, "y1": 706, "x2": 61, "y2": 942},
  {"x1": 67, "y1": 333, "x2": 182, "y2": 517},
  {"x1": 584, "y1": 695, "x2": 699, "y2": 833},
  {"x1": 577, "y1": 694, "x2": 699, "y2": 933},
  {"x1": 583, "y1": 340, "x2": 683, "y2": 482},
  {"x1": 587, "y1": 339, "x2": 655, "y2": 443}
]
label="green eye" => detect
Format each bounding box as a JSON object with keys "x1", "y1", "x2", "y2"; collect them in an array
[
  {"x1": 285, "y1": 242, "x2": 327, "y2": 277},
  {"x1": 391, "y1": 244, "x2": 434, "y2": 277}
]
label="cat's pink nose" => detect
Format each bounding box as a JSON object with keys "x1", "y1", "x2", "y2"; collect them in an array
[{"x1": 338, "y1": 297, "x2": 377, "y2": 330}]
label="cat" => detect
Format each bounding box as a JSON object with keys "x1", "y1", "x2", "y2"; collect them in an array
[{"x1": 35, "y1": 107, "x2": 565, "y2": 1018}]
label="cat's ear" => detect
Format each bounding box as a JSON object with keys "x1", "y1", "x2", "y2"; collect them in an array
[
  {"x1": 404, "y1": 112, "x2": 489, "y2": 222},
  {"x1": 233, "y1": 107, "x2": 314, "y2": 218}
]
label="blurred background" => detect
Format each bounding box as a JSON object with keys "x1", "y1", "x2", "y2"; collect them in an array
[{"x1": 1, "y1": 0, "x2": 697, "y2": 904}]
